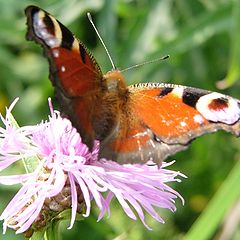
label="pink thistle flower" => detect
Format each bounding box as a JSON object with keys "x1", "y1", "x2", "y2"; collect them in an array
[{"x1": 0, "y1": 98, "x2": 185, "y2": 235}]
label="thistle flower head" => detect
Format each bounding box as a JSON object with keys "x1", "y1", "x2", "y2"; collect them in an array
[{"x1": 0, "y1": 98, "x2": 184, "y2": 235}]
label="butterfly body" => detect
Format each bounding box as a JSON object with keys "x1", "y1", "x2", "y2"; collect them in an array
[{"x1": 25, "y1": 6, "x2": 240, "y2": 165}]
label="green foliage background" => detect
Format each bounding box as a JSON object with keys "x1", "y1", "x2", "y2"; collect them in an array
[{"x1": 0, "y1": 0, "x2": 240, "y2": 239}]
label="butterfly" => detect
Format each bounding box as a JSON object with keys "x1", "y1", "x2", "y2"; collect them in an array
[{"x1": 25, "y1": 5, "x2": 240, "y2": 165}]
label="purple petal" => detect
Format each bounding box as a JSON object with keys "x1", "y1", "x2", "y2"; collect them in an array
[{"x1": 68, "y1": 173, "x2": 77, "y2": 229}]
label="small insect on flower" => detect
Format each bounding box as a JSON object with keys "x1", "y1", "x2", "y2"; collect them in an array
[{"x1": 0, "y1": 98, "x2": 184, "y2": 235}]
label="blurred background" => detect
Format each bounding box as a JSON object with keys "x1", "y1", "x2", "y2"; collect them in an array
[{"x1": 0, "y1": 0, "x2": 240, "y2": 239}]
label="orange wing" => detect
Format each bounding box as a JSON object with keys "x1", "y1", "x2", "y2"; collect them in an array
[{"x1": 100, "y1": 83, "x2": 240, "y2": 164}]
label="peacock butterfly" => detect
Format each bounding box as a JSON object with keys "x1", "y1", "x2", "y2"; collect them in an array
[{"x1": 25, "y1": 6, "x2": 240, "y2": 165}]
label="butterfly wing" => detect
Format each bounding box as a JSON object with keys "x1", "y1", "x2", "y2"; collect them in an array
[
  {"x1": 25, "y1": 6, "x2": 106, "y2": 149},
  {"x1": 25, "y1": 6, "x2": 240, "y2": 165},
  {"x1": 101, "y1": 83, "x2": 240, "y2": 164}
]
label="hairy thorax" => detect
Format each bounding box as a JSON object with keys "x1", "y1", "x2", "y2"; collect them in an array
[{"x1": 93, "y1": 70, "x2": 130, "y2": 141}]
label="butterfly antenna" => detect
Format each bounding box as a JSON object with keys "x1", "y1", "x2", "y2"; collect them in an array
[
  {"x1": 87, "y1": 12, "x2": 117, "y2": 70},
  {"x1": 121, "y1": 55, "x2": 170, "y2": 73}
]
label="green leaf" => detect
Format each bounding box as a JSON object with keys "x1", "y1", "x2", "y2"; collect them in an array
[
  {"x1": 220, "y1": 0, "x2": 240, "y2": 88},
  {"x1": 22, "y1": 155, "x2": 40, "y2": 174},
  {"x1": 29, "y1": 229, "x2": 45, "y2": 240},
  {"x1": 4, "y1": 110, "x2": 40, "y2": 173},
  {"x1": 185, "y1": 159, "x2": 240, "y2": 240}
]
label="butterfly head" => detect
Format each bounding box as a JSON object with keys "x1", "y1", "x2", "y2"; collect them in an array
[{"x1": 104, "y1": 70, "x2": 128, "y2": 95}]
